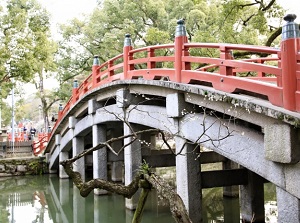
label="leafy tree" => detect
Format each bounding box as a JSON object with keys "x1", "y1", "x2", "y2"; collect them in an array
[
  {"x1": 0, "y1": 0, "x2": 58, "y2": 131},
  {"x1": 56, "y1": 0, "x2": 285, "y2": 99},
  {"x1": 0, "y1": 100, "x2": 12, "y2": 127}
]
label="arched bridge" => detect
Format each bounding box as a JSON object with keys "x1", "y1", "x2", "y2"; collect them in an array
[{"x1": 43, "y1": 17, "x2": 300, "y2": 223}]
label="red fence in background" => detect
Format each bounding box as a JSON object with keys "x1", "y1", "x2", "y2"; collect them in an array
[
  {"x1": 7, "y1": 132, "x2": 49, "y2": 156},
  {"x1": 32, "y1": 133, "x2": 50, "y2": 156}
]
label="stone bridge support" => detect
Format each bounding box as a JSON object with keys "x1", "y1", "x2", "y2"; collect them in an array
[
  {"x1": 91, "y1": 96, "x2": 108, "y2": 195},
  {"x1": 57, "y1": 134, "x2": 69, "y2": 179},
  {"x1": 277, "y1": 187, "x2": 300, "y2": 223},
  {"x1": 240, "y1": 171, "x2": 265, "y2": 222},
  {"x1": 70, "y1": 116, "x2": 85, "y2": 181},
  {"x1": 175, "y1": 137, "x2": 202, "y2": 223},
  {"x1": 110, "y1": 127, "x2": 124, "y2": 182},
  {"x1": 124, "y1": 123, "x2": 142, "y2": 210},
  {"x1": 93, "y1": 124, "x2": 107, "y2": 195},
  {"x1": 167, "y1": 92, "x2": 202, "y2": 222}
]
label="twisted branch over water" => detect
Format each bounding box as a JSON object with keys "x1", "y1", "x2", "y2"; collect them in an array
[{"x1": 60, "y1": 159, "x2": 192, "y2": 223}]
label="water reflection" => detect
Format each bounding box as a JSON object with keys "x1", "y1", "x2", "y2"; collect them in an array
[
  {"x1": 0, "y1": 175, "x2": 51, "y2": 223},
  {"x1": 0, "y1": 175, "x2": 277, "y2": 223},
  {"x1": 0, "y1": 175, "x2": 174, "y2": 223}
]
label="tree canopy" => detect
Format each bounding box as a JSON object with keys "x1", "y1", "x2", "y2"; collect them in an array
[
  {"x1": 0, "y1": 0, "x2": 58, "y2": 130},
  {"x1": 56, "y1": 0, "x2": 285, "y2": 94},
  {"x1": 0, "y1": 0, "x2": 56, "y2": 97}
]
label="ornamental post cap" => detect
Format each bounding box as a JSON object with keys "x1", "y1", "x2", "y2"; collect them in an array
[
  {"x1": 73, "y1": 79, "x2": 78, "y2": 88},
  {"x1": 93, "y1": 55, "x2": 100, "y2": 65},
  {"x1": 124, "y1": 34, "x2": 132, "y2": 46},
  {"x1": 282, "y1": 14, "x2": 300, "y2": 40},
  {"x1": 177, "y1": 19, "x2": 185, "y2": 25},
  {"x1": 284, "y1": 14, "x2": 297, "y2": 23},
  {"x1": 175, "y1": 18, "x2": 186, "y2": 37}
]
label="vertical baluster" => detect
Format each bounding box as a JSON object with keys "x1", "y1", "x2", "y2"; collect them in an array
[{"x1": 281, "y1": 14, "x2": 300, "y2": 111}]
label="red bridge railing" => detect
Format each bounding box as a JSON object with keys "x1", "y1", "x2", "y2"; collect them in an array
[
  {"x1": 32, "y1": 133, "x2": 50, "y2": 156},
  {"x1": 42, "y1": 15, "x2": 300, "y2": 156}
]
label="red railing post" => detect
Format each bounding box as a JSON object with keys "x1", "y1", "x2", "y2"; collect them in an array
[
  {"x1": 219, "y1": 46, "x2": 233, "y2": 76},
  {"x1": 72, "y1": 79, "x2": 78, "y2": 105},
  {"x1": 92, "y1": 55, "x2": 100, "y2": 88},
  {"x1": 147, "y1": 48, "x2": 156, "y2": 69},
  {"x1": 280, "y1": 14, "x2": 300, "y2": 111},
  {"x1": 175, "y1": 19, "x2": 188, "y2": 83},
  {"x1": 57, "y1": 103, "x2": 63, "y2": 120},
  {"x1": 123, "y1": 34, "x2": 133, "y2": 80}
]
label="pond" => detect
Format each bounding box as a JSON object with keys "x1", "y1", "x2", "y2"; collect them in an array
[{"x1": 0, "y1": 174, "x2": 277, "y2": 223}]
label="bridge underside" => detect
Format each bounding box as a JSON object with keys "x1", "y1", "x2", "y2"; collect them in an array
[{"x1": 46, "y1": 80, "x2": 300, "y2": 222}]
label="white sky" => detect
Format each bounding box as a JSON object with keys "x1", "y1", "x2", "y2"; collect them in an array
[
  {"x1": 277, "y1": 0, "x2": 300, "y2": 23},
  {"x1": 38, "y1": 0, "x2": 98, "y2": 38}
]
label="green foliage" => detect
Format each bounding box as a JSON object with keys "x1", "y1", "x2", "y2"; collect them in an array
[
  {"x1": 54, "y1": 0, "x2": 285, "y2": 100},
  {"x1": 0, "y1": 0, "x2": 57, "y2": 97},
  {"x1": 28, "y1": 159, "x2": 46, "y2": 175},
  {"x1": 139, "y1": 159, "x2": 152, "y2": 175},
  {"x1": 0, "y1": 99, "x2": 12, "y2": 127}
]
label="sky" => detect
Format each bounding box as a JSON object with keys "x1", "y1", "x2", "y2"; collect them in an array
[
  {"x1": 38, "y1": 0, "x2": 98, "y2": 38},
  {"x1": 277, "y1": 0, "x2": 300, "y2": 22}
]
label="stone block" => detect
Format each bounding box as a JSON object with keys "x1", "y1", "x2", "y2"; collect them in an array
[
  {"x1": 166, "y1": 93, "x2": 186, "y2": 118},
  {"x1": 116, "y1": 88, "x2": 131, "y2": 108},
  {"x1": 6, "y1": 164, "x2": 16, "y2": 172},
  {"x1": 264, "y1": 123, "x2": 300, "y2": 163},
  {"x1": 69, "y1": 116, "x2": 77, "y2": 129},
  {"x1": 0, "y1": 165, "x2": 5, "y2": 172},
  {"x1": 55, "y1": 134, "x2": 61, "y2": 146},
  {"x1": 88, "y1": 99, "x2": 102, "y2": 114},
  {"x1": 17, "y1": 165, "x2": 27, "y2": 172}
]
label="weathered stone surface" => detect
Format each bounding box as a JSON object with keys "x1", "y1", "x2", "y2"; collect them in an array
[
  {"x1": 6, "y1": 164, "x2": 16, "y2": 172},
  {"x1": 265, "y1": 123, "x2": 300, "y2": 163},
  {"x1": 0, "y1": 157, "x2": 47, "y2": 177},
  {"x1": 17, "y1": 165, "x2": 27, "y2": 172}
]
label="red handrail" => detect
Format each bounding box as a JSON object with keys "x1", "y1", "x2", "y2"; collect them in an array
[
  {"x1": 42, "y1": 30, "x2": 299, "y2": 151},
  {"x1": 55, "y1": 41, "x2": 299, "y2": 127}
]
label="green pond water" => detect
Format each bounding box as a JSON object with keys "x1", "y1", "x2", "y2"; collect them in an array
[{"x1": 0, "y1": 174, "x2": 277, "y2": 223}]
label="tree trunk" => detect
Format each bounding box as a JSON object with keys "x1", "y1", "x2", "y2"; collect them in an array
[{"x1": 144, "y1": 173, "x2": 192, "y2": 223}]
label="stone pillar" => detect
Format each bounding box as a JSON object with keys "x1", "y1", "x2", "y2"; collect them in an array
[
  {"x1": 72, "y1": 136, "x2": 85, "y2": 181},
  {"x1": 109, "y1": 127, "x2": 124, "y2": 182},
  {"x1": 276, "y1": 186, "x2": 300, "y2": 223},
  {"x1": 111, "y1": 161, "x2": 123, "y2": 182},
  {"x1": 93, "y1": 124, "x2": 107, "y2": 195},
  {"x1": 73, "y1": 185, "x2": 85, "y2": 223},
  {"x1": 56, "y1": 134, "x2": 68, "y2": 179},
  {"x1": 240, "y1": 171, "x2": 265, "y2": 222},
  {"x1": 175, "y1": 137, "x2": 202, "y2": 223},
  {"x1": 223, "y1": 159, "x2": 239, "y2": 197},
  {"x1": 70, "y1": 116, "x2": 85, "y2": 181},
  {"x1": 59, "y1": 179, "x2": 69, "y2": 205},
  {"x1": 124, "y1": 123, "x2": 142, "y2": 210}
]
